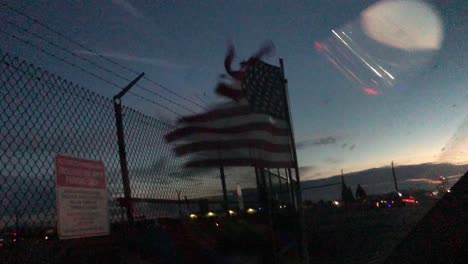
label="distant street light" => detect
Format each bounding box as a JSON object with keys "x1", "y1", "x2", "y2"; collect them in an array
[
  {"x1": 207, "y1": 212, "x2": 216, "y2": 217},
  {"x1": 189, "y1": 214, "x2": 198, "y2": 219},
  {"x1": 246, "y1": 208, "x2": 256, "y2": 214}
]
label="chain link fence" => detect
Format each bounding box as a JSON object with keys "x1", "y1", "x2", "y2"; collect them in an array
[{"x1": 0, "y1": 49, "x2": 291, "y2": 234}]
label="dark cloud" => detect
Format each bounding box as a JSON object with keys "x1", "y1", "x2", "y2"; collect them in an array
[
  {"x1": 341, "y1": 143, "x2": 347, "y2": 148},
  {"x1": 299, "y1": 165, "x2": 318, "y2": 175},
  {"x1": 300, "y1": 166, "x2": 324, "y2": 180},
  {"x1": 296, "y1": 136, "x2": 337, "y2": 150},
  {"x1": 303, "y1": 165, "x2": 317, "y2": 171},
  {"x1": 349, "y1": 144, "x2": 356, "y2": 150},
  {"x1": 130, "y1": 157, "x2": 215, "y2": 185}
]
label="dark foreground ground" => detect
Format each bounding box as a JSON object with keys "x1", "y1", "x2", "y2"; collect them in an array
[
  {"x1": 1, "y1": 202, "x2": 438, "y2": 263},
  {"x1": 306, "y1": 204, "x2": 433, "y2": 263}
]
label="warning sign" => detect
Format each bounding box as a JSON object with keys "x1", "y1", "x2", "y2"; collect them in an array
[{"x1": 55, "y1": 155, "x2": 109, "y2": 239}]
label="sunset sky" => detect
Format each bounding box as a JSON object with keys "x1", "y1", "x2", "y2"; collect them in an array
[{"x1": 1, "y1": 0, "x2": 466, "y2": 180}]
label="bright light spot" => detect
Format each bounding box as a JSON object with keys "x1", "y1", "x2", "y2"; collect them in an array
[
  {"x1": 228, "y1": 210, "x2": 236, "y2": 215},
  {"x1": 376, "y1": 202, "x2": 380, "y2": 208},
  {"x1": 189, "y1": 213, "x2": 198, "y2": 219},
  {"x1": 44, "y1": 236, "x2": 49, "y2": 240},
  {"x1": 361, "y1": 0, "x2": 443, "y2": 51},
  {"x1": 402, "y1": 198, "x2": 417, "y2": 204},
  {"x1": 447, "y1": 189, "x2": 451, "y2": 193},
  {"x1": 387, "y1": 204, "x2": 392, "y2": 208},
  {"x1": 279, "y1": 205, "x2": 283, "y2": 209},
  {"x1": 398, "y1": 192, "x2": 402, "y2": 197},
  {"x1": 13, "y1": 239, "x2": 16, "y2": 242},
  {"x1": 333, "y1": 201, "x2": 340, "y2": 206},
  {"x1": 247, "y1": 208, "x2": 257, "y2": 214},
  {"x1": 363, "y1": 87, "x2": 379, "y2": 95},
  {"x1": 215, "y1": 222, "x2": 220, "y2": 227},
  {"x1": 207, "y1": 212, "x2": 216, "y2": 217}
]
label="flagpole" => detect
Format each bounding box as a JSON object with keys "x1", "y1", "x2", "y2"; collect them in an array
[
  {"x1": 279, "y1": 58, "x2": 309, "y2": 264},
  {"x1": 279, "y1": 59, "x2": 302, "y2": 202},
  {"x1": 341, "y1": 169, "x2": 346, "y2": 201}
]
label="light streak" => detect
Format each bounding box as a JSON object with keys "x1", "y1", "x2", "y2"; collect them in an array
[
  {"x1": 378, "y1": 65, "x2": 395, "y2": 80},
  {"x1": 332, "y1": 30, "x2": 383, "y2": 78}
]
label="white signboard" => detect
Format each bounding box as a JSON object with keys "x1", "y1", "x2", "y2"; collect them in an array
[{"x1": 55, "y1": 155, "x2": 109, "y2": 239}]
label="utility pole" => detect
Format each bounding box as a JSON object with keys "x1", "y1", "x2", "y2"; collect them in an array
[
  {"x1": 114, "y1": 72, "x2": 145, "y2": 224},
  {"x1": 341, "y1": 169, "x2": 345, "y2": 186},
  {"x1": 392, "y1": 161, "x2": 399, "y2": 193},
  {"x1": 219, "y1": 165, "x2": 229, "y2": 217},
  {"x1": 184, "y1": 195, "x2": 189, "y2": 213},
  {"x1": 176, "y1": 189, "x2": 182, "y2": 218},
  {"x1": 341, "y1": 169, "x2": 346, "y2": 201}
]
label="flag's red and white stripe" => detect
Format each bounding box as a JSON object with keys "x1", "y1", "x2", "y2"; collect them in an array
[{"x1": 166, "y1": 80, "x2": 294, "y2": 168}]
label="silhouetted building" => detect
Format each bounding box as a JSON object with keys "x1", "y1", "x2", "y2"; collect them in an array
[
  {"x1": 341, "y1": 173, "x2": 355, "y2": 203},
  {"x1": 355, "y1": 184, "x2": 367, "y2": 200}
]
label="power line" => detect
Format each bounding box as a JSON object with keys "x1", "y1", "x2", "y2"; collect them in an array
[
  {"x1": 1, "y1": 18, "x2": 198, "y2": 115},
  {"x1": 129, "y1": 92, "x2": 183, "y2": 117},
  {"x1": 0, "y1": 2, "x2": 206, "y2": 110},
  {"x1": 193, "y1": 93, "x2": 213, "y2": 107},
  {"x1": 0, "y1": 28, "x2": 184, "y2": 117}
]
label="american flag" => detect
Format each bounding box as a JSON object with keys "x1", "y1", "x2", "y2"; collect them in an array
[{"x1": 165, "y1": 59, "x2": 294, "y2": 168}]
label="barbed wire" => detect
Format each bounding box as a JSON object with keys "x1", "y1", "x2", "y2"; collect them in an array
[
  {"x1": 0, "y1": 28, "x2": 184, "y2": 117},
  {"x1": 0, "y1": 18, "x2": 199, "y2": 115},
  {"x1": 0, "y1": 2, "x2": 207, "y2": 110}
]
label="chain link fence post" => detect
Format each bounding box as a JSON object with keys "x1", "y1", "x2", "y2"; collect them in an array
[{"x1": 113, "y1": 73, "x2": 145, "y2": 225}]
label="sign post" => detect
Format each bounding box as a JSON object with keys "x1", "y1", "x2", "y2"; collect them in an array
[{"x1": 55, "y1": 155, "x2": 109, "y2": 239}]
